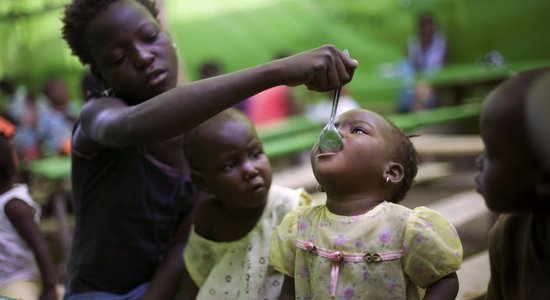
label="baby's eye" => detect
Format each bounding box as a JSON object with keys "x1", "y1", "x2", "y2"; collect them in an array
[
  {"x1": 111, "y1": 54, "x2": 126, "y2": 66},
  {"x1": 251, "y1": 148, "x2": 264, "y2": 160},
  {"x1": 222, "y1": 160, "x2": 236, "y2": 171},
  {"x1": 351, "y1": 127, "x2": 368, "y2": 134},
  {"x1": 145, "y1": 31, "x2": 159, "y2": 42}
]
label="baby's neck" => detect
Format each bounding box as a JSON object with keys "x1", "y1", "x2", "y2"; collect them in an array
[{"x1": 325, "y1": 194, "x2": 386, "y2": 216}]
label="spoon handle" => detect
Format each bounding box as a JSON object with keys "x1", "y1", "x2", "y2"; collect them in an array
[
  {"x1": 329, "y1": 86, "x2": 341, "y2": 123},
  {"x1": 328, "y1": 49, "x2": 348, "y2": 123}
]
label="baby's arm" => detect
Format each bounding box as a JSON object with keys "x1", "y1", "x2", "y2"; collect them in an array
[
  {"x1": 423, "y1": 272, "x2": 459, "y2": 300},
  {"x1": 279, "y1": 275, "x2": 296, "y2": 300},
  {"x1": 5, "y1": 199, "x2": 58, "y2": 300}
]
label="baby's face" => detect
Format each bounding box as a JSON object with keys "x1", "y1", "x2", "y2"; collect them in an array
[
  {"x1": 476, "y1": 90, "x2": 539, "y2": 212},
  {"x1": 311, "y1": 108, "x2": 394, "y2": 193},
  {"x1": 198, "y1": 120, "x2": 272, "y2": 210},
  {"x1": 85, "y1": 0, "x2": 178, "y2": 104}
]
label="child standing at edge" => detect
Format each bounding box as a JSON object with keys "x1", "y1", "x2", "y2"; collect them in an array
[
  {"x1": 0, "y1": 119, "x2": 58, "y2": 300},
  {"x1": 270, "y1": 108, "x2": 462, "y2": 299},
  {"x1": 180, "y1": 108, "x2": 311, "y2": 299},
  {"x1": 475, "y1": 68, "x2": 550, "y2": 299},
  {"x1": 61, "y1": 0, "x2": 356, "y2": 298}
]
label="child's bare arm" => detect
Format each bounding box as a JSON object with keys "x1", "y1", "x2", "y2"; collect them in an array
[
  {"x1": 5, "y1": 199, "x2": 58, "y2": 300},
  {"x1": 178, "y1": 266, "x2": 199, "y2": 300},
  {"x1": 279, "y1": 275, "x2": 295, "y2": 300},
  {"x1": 423, "y1": 272, "x2": 459, "y2": 300}
]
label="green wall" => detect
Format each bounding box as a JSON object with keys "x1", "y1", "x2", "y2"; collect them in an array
[{"x1": 1, "y1": 0, "x2": 549, "y2": 107}]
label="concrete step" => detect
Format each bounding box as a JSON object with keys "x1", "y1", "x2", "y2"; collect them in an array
[{"x1": 456, "y1": 250, "x2": 490, "y2": 300}]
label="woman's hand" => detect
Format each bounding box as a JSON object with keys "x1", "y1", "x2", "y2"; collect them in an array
[{"x1": 276, "y1": 45, "x2": 358, "y2": 91}]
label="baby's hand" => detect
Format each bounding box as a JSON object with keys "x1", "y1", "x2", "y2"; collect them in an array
[{"x1": 277, "y1": 45, "x2": 358, "y2": 91}]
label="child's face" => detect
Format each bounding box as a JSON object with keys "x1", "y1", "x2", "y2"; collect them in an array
[
  {"x1": 85, "y1": 0, "x2": 178, "y2": 104},
  {"x1": 476, "y1": 89, "x2": 539, "y2": 212},
  {"x1": 197, "y1": 120, "x2": 272, "y2": 210},
  {"x1": 311, "y1": 108, "x2": 394, "y2": 192}
]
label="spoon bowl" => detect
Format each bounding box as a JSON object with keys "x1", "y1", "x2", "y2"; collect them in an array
[{"x1": 318, "y1": 49, "x2": 348, "y2": 153}]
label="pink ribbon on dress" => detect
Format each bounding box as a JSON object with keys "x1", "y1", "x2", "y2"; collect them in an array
[{"x1": 296, "y1": 240, "x2": 403, "y2": 297}]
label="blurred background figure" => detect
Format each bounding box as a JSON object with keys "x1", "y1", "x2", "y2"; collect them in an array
[
  {"x1": 198, "y1": 60, "x2": 249, "y2": 113},
  {"x1": 0, "y1": 80, "x2": 17, "y2": 117},
  {"x1": 198, "y1": 60, "x2": 223, "y2": 79},
  {"x1": 397, "y1": 12, "x2": 448, "y2": 113},
  {"x1": 246, "y1": 52, "x2": 302, "y2": 126},
  {"x1": 0, "y1": 119, "x2": 59, "y2": 300},
  {"x1": 38, "y1": 79, "x2": 78, "y2": 156},
  {"x1": 304, "y1": 87, "x2": 359, "y2": 123},
  {"x1": 9, "y1": 89, "x2": 43, "y2": 163}
]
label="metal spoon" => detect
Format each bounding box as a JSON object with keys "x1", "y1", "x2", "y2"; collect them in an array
[{"x1": 318, "y1": 49, "x2": 348, "y2": 153}]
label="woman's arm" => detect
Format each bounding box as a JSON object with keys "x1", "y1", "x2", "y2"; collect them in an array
[
  {"x1": 6, "y1": 199, "x2": 58, "y2": 300},
  {"x1": 423, "y1": 272, "x2": 459, "y2": 300},
  {"x1": 78, "y1": 45, "x2": 357, "y2": 148}
]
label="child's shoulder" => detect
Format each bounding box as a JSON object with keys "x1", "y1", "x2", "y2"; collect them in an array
[
  {"x1": 269, "y1": 185, "x2": 311, "y2": 208},
  {"x1": 0, "y1": 184, "x2": 35, "y2": 208}
]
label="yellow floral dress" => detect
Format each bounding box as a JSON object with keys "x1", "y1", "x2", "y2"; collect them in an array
[
  {"x1": 270, "y1": 201, "x2": 462, "y2": 299},
  {"x1": 184, "y1": 185, "x2": 310, "y2": 299}
]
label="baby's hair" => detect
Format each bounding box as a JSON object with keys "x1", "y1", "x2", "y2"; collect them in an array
[
  {"x1": 182, "y1": 108, "x2": 254, "y2": 172},
  {"x1": 0, "y1": 136, "x2": 16, "y2": 186},
  {"x1": 62, "y1": 0, "x2": 159, "y2": 66},
  {"x1": 384, "y1": 118, "x2": 419, "y2": 203}
]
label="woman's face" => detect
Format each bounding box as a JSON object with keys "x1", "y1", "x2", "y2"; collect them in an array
[{"x1": 85, "y1": 0, "x2": 178, "y2": 104}]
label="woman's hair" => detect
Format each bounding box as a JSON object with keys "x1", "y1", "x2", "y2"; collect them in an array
[
  {"x1": 0, "y1": 137, "x2": 16, "y2": 185},
  {"x1": 385, "y1": 119, "x2": 419, "y2": 203},
  {"x1": 62, "y1": 0, "x2": 159, "y2": 66}
]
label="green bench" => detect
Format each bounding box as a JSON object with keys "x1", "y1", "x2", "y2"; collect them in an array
[{"x1": 26, "y1": 102, "x2": 482, "y2": 180}]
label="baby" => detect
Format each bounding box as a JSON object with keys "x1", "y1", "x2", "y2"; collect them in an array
[{"x1": 271, "y1": 108, "x2": 463, "y2": 299}]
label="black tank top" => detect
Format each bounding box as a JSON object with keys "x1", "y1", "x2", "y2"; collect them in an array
[{"x1": 67, "y1": 144, "x2": 198, "y2": 294}]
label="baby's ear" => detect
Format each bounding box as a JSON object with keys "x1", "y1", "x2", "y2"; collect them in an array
[
  {"x1": 385, "y1": 162, "x2": 405, "y2": 184},
  {"x1": 191, "y1": 171, "x2": 210, "y2": 193}
]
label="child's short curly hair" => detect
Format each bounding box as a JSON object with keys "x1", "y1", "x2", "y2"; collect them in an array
[
  {"x1": 385, "y1": 119, "x2": 419, "y2": 203},
  {"x1": 62, "y1": 0, "x2": 159, "y2": 66}
]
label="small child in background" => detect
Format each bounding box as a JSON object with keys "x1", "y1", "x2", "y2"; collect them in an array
[
  {"x1": 475, "y1": 67, "x2": 550, "y2": 299},
  {"x1": 180, "y1": 108, "x2": 311, "y2": 299},
  {"x1": 0, "y1": 118, "x2": 58, "y2": 300},
  {"x1": 271, "y1": 108, "x2": 462, "y2": 299}
]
